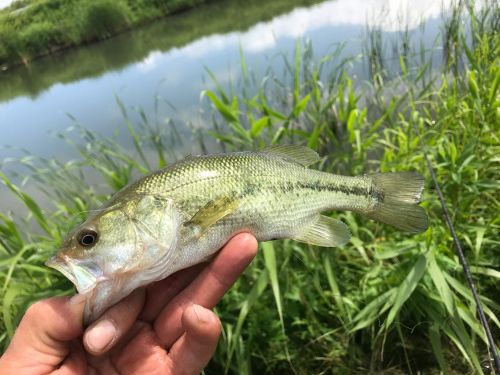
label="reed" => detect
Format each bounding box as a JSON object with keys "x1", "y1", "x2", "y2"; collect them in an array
[{"x1": 0, "y1": 0, "x2": 498, "y2": 373}]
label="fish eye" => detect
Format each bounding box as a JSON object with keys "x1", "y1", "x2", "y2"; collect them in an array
[{"x1": 78, "y1": 229, "x2": 98, "y2": 247}]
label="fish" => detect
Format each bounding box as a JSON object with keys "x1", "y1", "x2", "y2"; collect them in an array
[{"x1": 46, "y1": 145, "x2": 428, "y2": 323}]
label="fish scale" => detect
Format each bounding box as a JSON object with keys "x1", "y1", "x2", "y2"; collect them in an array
[
  {"x1": 129, "y1": 153, "x2": 368, "y2": 219},
  {"x1": 47, "y1": 145, "x2": 428, "y2": 323}
]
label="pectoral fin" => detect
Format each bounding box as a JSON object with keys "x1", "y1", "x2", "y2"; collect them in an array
[
  {"x1": 185, "y1": 195, "x2": 240, "y2": 237},
  {"x1": 292, "y1": 215, "x2": 351, "y2": 247}
]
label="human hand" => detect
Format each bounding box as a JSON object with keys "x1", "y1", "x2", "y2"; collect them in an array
[{"x1": 0, "y1": 233, "x2": 258, "y2": 375}]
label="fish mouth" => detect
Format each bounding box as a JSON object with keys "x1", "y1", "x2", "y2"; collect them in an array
[{"x1": 46, "y1": 256, "x2": 105, "y2": 295}]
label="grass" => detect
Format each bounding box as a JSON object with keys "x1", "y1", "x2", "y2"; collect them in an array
[
  {"x1": 0, "y1": 0, "x2": 214, "y2": 67},
  {"x1": 0, "y1": 0, "x2": 323, "y2": 102},
  {"x1": 0, "y1": 0, "x2": 323, "y2": 69},
  {"x1": 1, "y1": 0, "x2": 499, "y2": 374}
]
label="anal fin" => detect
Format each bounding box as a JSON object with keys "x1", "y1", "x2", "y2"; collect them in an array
[{"x1": 292, "y1": 215, "x2": 351, "y2": 247}]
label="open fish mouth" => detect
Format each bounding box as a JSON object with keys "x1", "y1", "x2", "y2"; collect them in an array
[{"x1": 46, "y1": 256, "x2": 104, "y2": 295}]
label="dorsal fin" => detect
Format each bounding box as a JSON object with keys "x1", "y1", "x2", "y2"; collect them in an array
[{"x1": 261, "y1": 145, "x2": 320, "y2": 167}]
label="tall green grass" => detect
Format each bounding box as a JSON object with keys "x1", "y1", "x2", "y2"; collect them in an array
[
  {"x1": 0, "y1": 1, "x2": 499, "y2": 374},
  {"x1": 0, "y1": 0, "x2": 214, "y2": 66}
]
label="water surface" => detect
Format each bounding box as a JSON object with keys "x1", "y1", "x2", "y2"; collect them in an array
[{"x1": 0, "y1": 0, "x2": 462, "y2": 210}]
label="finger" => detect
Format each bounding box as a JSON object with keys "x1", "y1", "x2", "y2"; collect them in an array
[
  {"x1": 140, "y1": 263, "x2": 206, "y2": 322},
  {"x1": 93, "y1": 320, "x2": 148, "y2": 362},
  {"x1": 83, "y1": 288, "x2": 145, "y2": 355},
  {"x1": 168, "y1": 304, "x2": 221, "y2": 375},
  {"x1": 112, "y1": 325, "x2": 171, "y2": 374},
  {"x1": 0, "y1": 295, "x2": 85, "y2": 372},
  {"x1": 53, "y1": 341, "x2": 87, "y2": 375},
  {"x1": 154, "y1": 233, "x2": 257, "y2": 348}
]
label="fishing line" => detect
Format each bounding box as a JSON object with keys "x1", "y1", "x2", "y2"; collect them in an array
[{"x1": 414, "y1": 124, "x2": 500, "y2": 374}]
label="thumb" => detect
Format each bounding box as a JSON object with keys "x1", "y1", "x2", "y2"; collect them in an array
[{"x1": 0, "y1": 295, "x2": 85, "y2": 373}]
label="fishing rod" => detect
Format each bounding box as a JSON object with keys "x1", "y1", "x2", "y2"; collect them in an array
[{"x1": 415, "y1": 124, "x2": 500, "y2": 374}]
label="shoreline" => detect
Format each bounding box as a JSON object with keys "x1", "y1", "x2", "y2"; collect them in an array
[{"x1": 0, "y1": 0, "x2": 217, "y2": 71}]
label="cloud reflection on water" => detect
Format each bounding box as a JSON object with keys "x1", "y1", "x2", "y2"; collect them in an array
[{"x1": 145, "y1": 0, "x2": 478, "y2": 64}]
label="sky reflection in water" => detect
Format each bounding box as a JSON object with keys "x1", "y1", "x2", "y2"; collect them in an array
[{"x1": 0, "y1": 0, "x2": 470, "y2": 163}]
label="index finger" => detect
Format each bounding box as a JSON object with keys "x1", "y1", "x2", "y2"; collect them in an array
[{"x1": 153, "y1": 233, "x2": 258, "y2": 348}]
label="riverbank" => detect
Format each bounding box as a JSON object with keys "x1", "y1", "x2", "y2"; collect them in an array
[
  {"x1": 0, "y1": 0, "x2": 218, "y2": 69},
  {"x1": 0, "y1": 0, "x2": 324, "y2": 70},
  {"x1": 0, "y1": 0, "x2": 323, "y2": 101}
]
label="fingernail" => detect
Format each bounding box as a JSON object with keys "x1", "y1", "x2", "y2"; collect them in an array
[{"x1": 85, "y1": 320, "x2": 116, "y2": 352}]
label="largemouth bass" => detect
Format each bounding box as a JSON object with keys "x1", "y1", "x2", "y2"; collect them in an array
[{"x1": 46, "y1": 145, "x2": 428, "y2": 323}]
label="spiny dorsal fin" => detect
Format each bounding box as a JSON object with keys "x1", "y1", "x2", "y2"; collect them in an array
[
  {"x1": 185, "y1": 195, "x2": 240, "y2": 237},
  {"x1": 262, "y1": 145, "x2": 320, "y2": 167},
  {"x1": 292, "y1": 215, "x2": 351, "y2": 247}
]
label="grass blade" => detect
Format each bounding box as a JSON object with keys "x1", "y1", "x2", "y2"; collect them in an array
[{"x1": 386, "y1": 253, "x2": 427, "y2": 327}]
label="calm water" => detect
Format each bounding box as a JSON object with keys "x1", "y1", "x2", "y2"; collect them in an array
[{"x1": 0, "y1": 0, "x2": 461, "y2": 210}]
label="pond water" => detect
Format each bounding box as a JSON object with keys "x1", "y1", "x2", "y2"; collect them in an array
[{"x1": 0, "y1": 0, "x2": 465, "y2": 210}]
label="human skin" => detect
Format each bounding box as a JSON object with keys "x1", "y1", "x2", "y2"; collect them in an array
[{"x1": 0, "y1": 233, "x2": 258, "y2": 375}]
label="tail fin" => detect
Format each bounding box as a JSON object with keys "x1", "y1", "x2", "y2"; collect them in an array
[{"x1": 365, "y1": 172, "x2": 428, "y2": 233}]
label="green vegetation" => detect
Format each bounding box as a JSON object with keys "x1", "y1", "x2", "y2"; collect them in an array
[
  {"x1": 1, "y1": 1, "x2": 499, "y2": 374},
  {"x1": 0, "y1": 0, "x2": 220, "y2": 67},
  {"x1": 0, "y1": 0, "x2": 322, "y2": 102}
]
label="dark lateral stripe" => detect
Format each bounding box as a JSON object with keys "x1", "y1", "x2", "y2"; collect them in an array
[{"x1": 286, "y1": 181, "x2": 370, "y2": 197}]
